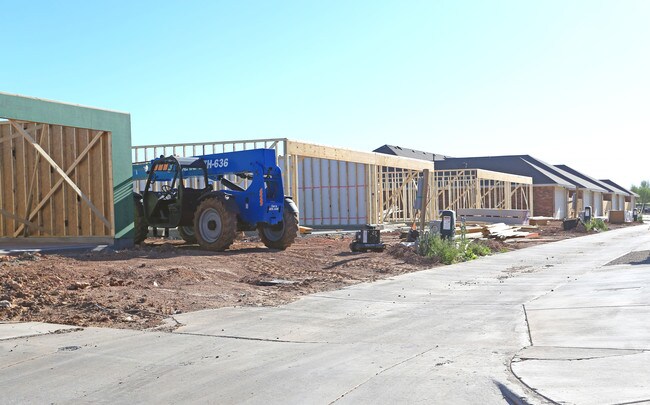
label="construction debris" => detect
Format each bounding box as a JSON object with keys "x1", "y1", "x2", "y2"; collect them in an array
[
  {"x1": 480, "y1": 223, "x2": 539, "y2": 240},
  {"x1": 529, "y1": 217, "x2": 555, "y2": 226}
]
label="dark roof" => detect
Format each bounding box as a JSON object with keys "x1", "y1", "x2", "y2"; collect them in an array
[
  {"x1": 600, "y1": 179, "x2": 638, "y2": 197},
  {"x1": 374, "y1": 145, "x2": 450, "y2": 161},
  {"x1": 434, "y1": 155, "x2": 576, "y2": 188},
  {"x1": 551, "y1": 164, "x2": 608, "y2": 193}
]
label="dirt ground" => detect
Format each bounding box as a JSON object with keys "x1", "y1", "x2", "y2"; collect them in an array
[{"x1": 0, "y1": 221, "x2": 640, "y2": 330}]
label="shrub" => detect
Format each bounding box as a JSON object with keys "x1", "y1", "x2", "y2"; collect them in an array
[
  {"x1": 417, "y1": 233, "x2": 492, "y2": 264},
  {"x1": 584, "y1": 218, "x2": 608, "y2": 232},
  {"x1": 417, "y1": 233, "x2": 458, "y2": 264}
]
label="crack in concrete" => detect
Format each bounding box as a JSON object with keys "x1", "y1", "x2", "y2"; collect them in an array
[
  {"x1": 0, "y1": 326, "x2": 83, "y2": 342},
  {"x1": 515, "y1": 345, "x2": 648, "y2": 362},
  {"x1": 538, "y1": 345, "x2": 649, "y2": 352},
  {"x1": 328, "y1": 347, "x2": 436, "y2": 404},
  {"x1": 522, "y1": 305, "x2": 533, "y2": 346},
  {"x1": 147, "y1": 316, "x2": 184, "y2": 333},
  {"x1": 613, "y1": 400, "x2": 650, "y2": 405},
  {"x1": 509, "y1": 353, "x2": 561, "y2": 405},
  {"x1": 516, "y1": 352, "x2": 645, "y2": 362},
  {"x1": 311, "y1": 294, "x2": 521, "y2": 307},
  {"x1": 173, "y1": 331, "x2": 324, "y2": 344},
  {"x1": 526, "y1": 303, "x2": 650, "y2": 311}
]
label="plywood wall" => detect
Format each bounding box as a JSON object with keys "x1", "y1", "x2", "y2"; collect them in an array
[{"x1": 0, "y1": 120, "x2": 113, "y2": 238}]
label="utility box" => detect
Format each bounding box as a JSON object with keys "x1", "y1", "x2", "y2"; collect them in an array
[
  {"x1": 584, "y1": 206, "x2": 592, "y2": 223},
  {"x1": 350, "y1": 225, "x2": 385, "y2": 252},
  {"x1": 440, "y1": 210, "x2": 456, "y2": 240},
  {"x1": 429, "y1": 220, "x2": 442, "y2": 236}
]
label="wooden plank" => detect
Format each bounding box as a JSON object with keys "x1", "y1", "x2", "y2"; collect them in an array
[
  {"x1": 0, "y1": 123, "x2": 42, "y2": 145},
  {"x1": 13, "y1": 123, "x2": 27, "y2": 236},
  {"x1": 96, "y1": 133, "x2": 106, "y2": 235},
  {"x1": 41, "y1": 125, "x2": 54, "y2": 236},
  {"x1": 419, "y1": 169, "x2": 430, "y2": 232},
  {"x1": 298, "y1": 225, "x2": 312, "y2": 234},
  {"x1": 475, "y1": 168, "x2": 532, "y2": 184},
  {"x1": 299, "y1": 156, "x2": 307, "y2": 224},
  {"x1": 286, "y1": 140, "x2": 434, "y2": 171},
  {"x1": 74, "y1": 128, "x2": 91, "y2": 232},
  {"x1": 51, "y1": 126, "x2": 65, "y2": 236},
  {"x1": 64, "y1": 126, "x2": 79, "y2": 236},
  {"x1": 18, "y1": 125, "x2": 47, "y2": 236},
  {"x1": 0, "y1": 123, "x2": 7, "y2": 234},
  {"x1": 104, "y1": 132, "x2": 114, "y2": 237},
  {"x1": 0, "y1": 208, "x2": 52, "y2": 235}
]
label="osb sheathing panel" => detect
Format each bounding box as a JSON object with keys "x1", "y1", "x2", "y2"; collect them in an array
[{"x1": 0, "y1": 121, "x2": 113, "y2": 237}]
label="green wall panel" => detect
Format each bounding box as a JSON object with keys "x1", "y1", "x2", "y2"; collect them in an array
[{"x1": 0, "y1": 92, "x2": 134, "y2": 246}]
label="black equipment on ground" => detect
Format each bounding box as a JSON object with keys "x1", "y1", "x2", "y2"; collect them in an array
[{"x1": 350, "y1": 225, "x2": 385, "y2": 252}]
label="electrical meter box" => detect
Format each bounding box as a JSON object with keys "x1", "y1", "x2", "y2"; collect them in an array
[
  {"x1": 584, "y1": 206, "x2": 592, "y2": 223},
  {"x1": 440, "y1": 210, "x2": 456, "y2": 240}
]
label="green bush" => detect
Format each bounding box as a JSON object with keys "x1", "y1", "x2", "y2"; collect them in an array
[
  {"x1": 417, "y1": 233, "x2": 458, "y2": 264},
  {"x1": 466, "y1": 241, "x2": 491, "y2": 257},
  {"x1": 417, "y1": 233, "x2": 492, "y2": 265},
  {"x1": 584, "y1": 218, "x2": 608, "y2": 232}
]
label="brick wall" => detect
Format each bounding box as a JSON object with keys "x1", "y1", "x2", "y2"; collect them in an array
[{"x1": 533, "y1": 186, "x2": 555, "y2": 217}]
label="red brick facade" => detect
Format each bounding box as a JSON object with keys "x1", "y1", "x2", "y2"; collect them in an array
[{"x1": 533, "y1": 186, "x2": 555, "y2": 217}]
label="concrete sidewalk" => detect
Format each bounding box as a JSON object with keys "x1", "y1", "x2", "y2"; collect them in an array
[{"x1": 2, "y1": 224, "x2": 649, "y2": 404}]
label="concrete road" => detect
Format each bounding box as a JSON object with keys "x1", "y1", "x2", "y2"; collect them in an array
[{"x1": 2, "y1": 225, "x2": 650, "y2": 404}]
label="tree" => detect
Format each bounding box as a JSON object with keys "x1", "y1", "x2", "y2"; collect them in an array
[{"x1": 631, "y1": 180, "x2": 650, "y2": 213}]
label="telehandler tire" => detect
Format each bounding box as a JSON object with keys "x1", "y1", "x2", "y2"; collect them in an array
[
  {"x1": 178, "y1": 226, "x2": 197, "y2": 244},
  {"x1": 257, "y1": 202, "x2": 299, "y2": 250},
  {"x1": 133, "y1": 197, "x2": 148, "y2": 244},
  {"x1": 194, "y1": 197, "x2": 237, "y2": 251}
]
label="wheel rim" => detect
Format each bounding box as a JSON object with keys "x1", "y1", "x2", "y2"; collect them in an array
[
  {"x1": 199, "y1": 208, "x2": 223, "y2": 243},
  {"x1": 263, "y1": 222, "x2": 285, "y2": 242},
  {"x1": 180, "y1": 226, "x2": 194, "y2": 237}
]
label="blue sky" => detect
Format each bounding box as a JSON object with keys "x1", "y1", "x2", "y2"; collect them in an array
[{"x1": 2, "y1": 1, "x2": 649, "y2": 187}]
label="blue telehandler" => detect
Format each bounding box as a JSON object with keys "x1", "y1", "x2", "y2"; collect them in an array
[{"x1": 132, "y1": 148, "x2": 299, "y2": 251}]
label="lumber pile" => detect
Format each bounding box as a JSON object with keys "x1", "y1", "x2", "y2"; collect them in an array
[
  {"x1": 529, "y1": 216, "x2": 554, "y2": 226},
  {"x1": 480, "y1": 223, "x2": 539, "y2": 240},
  {"x1": 448, "y1": 222, "x2": 539, "y2": 240}
]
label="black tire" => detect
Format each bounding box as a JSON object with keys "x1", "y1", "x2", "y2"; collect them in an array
[
  {"x1": 133, "y1": 197, "x2": 148, "y2": 244},
  {"x1": 178, "y1": 226, "x2": 197, "y2": 244},
  {"x1": 257, "y1": 203, "x2": 299, "y2": 250},
  {"x1": 193, "y1": 197, "x2": 237, "y2": 251}
]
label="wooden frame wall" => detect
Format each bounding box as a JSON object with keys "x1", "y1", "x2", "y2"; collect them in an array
[
  {"x1": 0, "y1": 120, "x2": 113, "y2": 238},
  {"x1": 133, "y1": 138, "x2": 436, "y2": 227},
  {"x1": 0, "y1": 92, "x2": 132, "y2": 246},
  {"x1": 434, "y1": 169, "x2": 533, "y2": 213}
]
